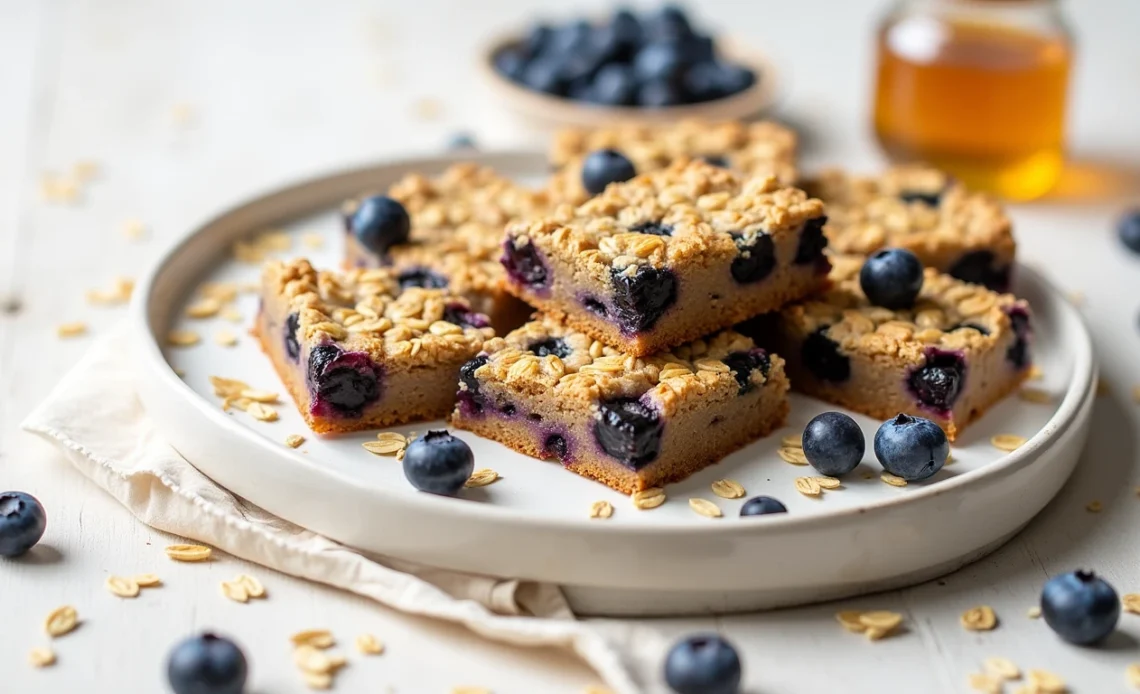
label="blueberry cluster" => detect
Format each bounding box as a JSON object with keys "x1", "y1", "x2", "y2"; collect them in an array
[{"x1": 494, "y1": 5, "x2": 756, "y2": 108}]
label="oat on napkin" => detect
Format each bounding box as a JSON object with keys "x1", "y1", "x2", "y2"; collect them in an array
[{"x1": 22, "y1": 326, "x2": 670, "y2": 694}]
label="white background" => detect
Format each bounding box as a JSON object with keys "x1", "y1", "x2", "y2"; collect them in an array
[{"x1": 2, "y1": 1, "x2": 1140, "y2": 692}]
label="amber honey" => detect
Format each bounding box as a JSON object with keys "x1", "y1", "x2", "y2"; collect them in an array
[{"x1": 874, "y1": 18, "x2": 1071, "y2": 200}]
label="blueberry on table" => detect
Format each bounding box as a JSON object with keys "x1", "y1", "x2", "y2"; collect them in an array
[
  {"x1": 873, "y1": 413, "x2": 948, "y2": 481},
  {"x1": 859, "y1": 248, "x2": 924, "y2": 310},
  {"x1": 1117, "y1": 209, "x2": 1140, "y2": 254},
  {"x1": 664, "y1": 634, "x2": 742, "y2": 694},
  {"x1": 1041, "y1": 570, "x2": 1120, "y2": 645},
  {"x1": 347, "y1": 195, "x2": 410, "y2": 256},
  {"x1": 0, "y1": 491, "x2": 46, "y2": 557},
  {"x1": 802, "y1": 412, "x2": 865, "y2": 476},
  {"x1": 739, "y1": 496, "x2": 787, "y2": 517},
  {"x1": 581, "y1": 149, "x2": 636, "y2": 196},
  {"x1": 166, "y1": 632, "x2": 248, "y2": 694},
  {"x1": 402, "y1": 430, "x2": 475, "y2": 496}
]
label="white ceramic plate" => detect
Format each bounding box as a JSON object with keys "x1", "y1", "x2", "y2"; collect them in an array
[{"x1": 130, "y1": 152, "x2": 1096, "y2": 616}]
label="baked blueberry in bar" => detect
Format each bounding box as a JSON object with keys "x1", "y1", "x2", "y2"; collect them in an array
[
  {"x1": 255, "y1": 259, "x2": 494, "y2": 434},
  {"x1": 500, "y1": 159, "x2": 831, "y2": 357},
  {"x1": 800, "y1": 165, "x2": 1016, "y2": 291},
  {"x1": 450, "y1": 317, "x2": 789, "y2": 494},
  {"x1": 769, "y1": 256, "x2": 1032, "y2": 441},
  {"x1": 547, "y1": 119, "x2": 798, "y2": 204},
  {"x1": 343, "y1": 164, "x2": 552, "y2": 333}
]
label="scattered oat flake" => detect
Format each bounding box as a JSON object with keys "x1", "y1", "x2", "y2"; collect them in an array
[
  {"x1": 355, "y1": 633, "x2": 384, "y2": 655},
  {"x1": 1026, "y1": 669, "x2": 1066, "y2": 693},
  {"x1": 1122, "y1": 593, "x2": 1140, "y2": 614},
  {"x1": 186, "y1": 298, "x2": 221, "y2": 318},
  {"x1": 589, "y1": 500, "x2": 614, "y2": 519},
  {"x1": 210, "y1": 376, "x2": 250, "y2": 397},
  {"x1": 44, "y1": 605, "x2": 78, "y2": 637},
  {"x1": 285, "y1": 434, "x2": 306, "y2": 449},
  {"x1": 301, "y1": 670, "x2": 332, "y2": 690},
  {"x1": 859, "y1": 611, "x2": 902, "y2": 635},
  {"x1": 167, "y1": 330, "x2": 201, "y2": 347},
  {"x1": 201, "y1": 282, "x2": 239, "y2": 303},
  {"x1": 1066, "y1": 290, "x2": 1085, "y2": 306},
  {"x1": 363, "y1": 440, "x2": 404, "y2": 455},
  {"x1": 794, "y1": 477, "x2": 822, "y2": 497},
  {"x1": 170, "y1": 102, "x2": 196, "y2": 125},
  {"x1": 214, "y1": 330, "x2": 238, "y2": 347},
  {"x1": 303, "y1": 233, "x2": 325, "y2": 249},
  {"x1": 1126, "y1": 663, "x2": 1140, "y2": 688},
  {"x1": 57, "y1": 322, "x2": 88, "y2": 338},
  {"x1": 29, "y1": 647, "x2": 55, "y2": 668},
  {"x1": 220, "y1": 580, "x2": 250, "y2": 603},
  {"x1": 835, "y1": 610, "x2": 866, "y2": 633},
  {"x1": 710, "y1": 479, "x2": 745, "y2": 499},
  {"x1": 133, "y1": 573, "x2": 162, "y2": 587},
  {"x1": 778, "y1": 447, "x2": 808, "y2": 465},
  {"x1": 1086, "y1": 500, "x2": 1104, "y2": 512},
  {"x1": 165, "y1": 544, "x2": 212, "y2": 562},
  {"x1": 991, "y1": 434, "x2": 1027, "y2": 452},
  {"x1": 105, "y1": 575, "x2": 140, "y2": 598},
  {"x1": 1027, "y1": 606, "x2": 1042, "y2": 618},
  {"x1": 632, "y1": 487, "x2": 666, "y2": 510},
  {"x1": 1018, "y1": 387, "x2": 1053, "y2": 404},
  {"x1": 968, "y1": 672, "x2": 1004, "y2": 694},
  {"x1": 961, "y1": 605, "x2": 998, "y2": 631},
  {"x1": 880, "y1": 472, "x2": 908, "y2": 487},
  {"x1": 464, "y1": 468, "x2": 500, "y2": 488},
  {"x1": 72, "y1": 159, "x2": 100, "y2": 182},
  {"x1": 247, "y1": 403, "x2": 279, "y2": 422},
  {"x1": 780, "y1": 433, "x2": 802, "y2": 448},
  {"x1": 984, "y1": 656, "x2": 1021, "y2": 680},
  {"x1": 814, "y1": 476, "x2": 841, "y2": 489},
  {"x1": 688, "y1": 498, "x2": 722, "y2": 518},
  {"x1": 413, "y1": 97, "x2": 443, "y2": 120},
  {"x1": 1026, "y1": 365, "x2": 1043, "y2": 380},
  {"x1": 220, "y1": 306, "x2": 243, "y2": 323},
  {"x1": 294, "y1": 644, "x2": 335, "y2": 673},
  {"x1": 236, "y1": 574, "x2": 266, "y2": 598},
  {"x1": 122, "y1": 219, "x2": 148, "y2": 240},
  {"x1": 241, "y1": 389, "x2": 279, "y2": 403},
  {"x1": 291, "y1": 630, "x2": 335, "y2": 649}
]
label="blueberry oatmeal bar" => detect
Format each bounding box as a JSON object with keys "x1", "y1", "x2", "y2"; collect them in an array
[
  {"x1": 255, "y1": 259, "x2": 493, "y2": 434},
  {"x1": 770, "y1": 256, "x2": 1032, "y2": 440},
  {"x1": 548, "y1": 119, "x2": 798, "y2": 204},
  {"x1": 450, "y1": 317, "x2": 789, "y2": 494},
  {"x1": 801, "y1": 165, "x2": 1016, "y2": 291},
  {"x1": 501, "y1": 159, "x2": 830, "y2": 357},
  {"x1": 344, "y1": 164, "x2": 551, "y2": 332}
]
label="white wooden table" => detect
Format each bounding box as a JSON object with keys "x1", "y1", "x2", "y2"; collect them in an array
[{"x1": 2, "y1": 1, "x2": 1140, "y2": 692}]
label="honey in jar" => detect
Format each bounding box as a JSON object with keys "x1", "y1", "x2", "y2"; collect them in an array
[{"x1": 873, "y1": 0, "x2": 1073, "y2": 200}]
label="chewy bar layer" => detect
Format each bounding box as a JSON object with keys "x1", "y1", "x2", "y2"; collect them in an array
[
  {"x1": 547, "y1": 120, "x2": 798, "y2": 205},
  {"x1": 772, "y1": 257, "x2": 1032, "y2": 440},
  {"x1": 801, "y1": 165, "x2": 1016, "y2": 291},
  {"x1": 255, "y1": 259, "x2": 494, "y2": 434},
  {"x1": 450, "y1": 317, "x2": 789, "y2": 494},
  {"x1": 344, "y1": 164, "x2": 551, "y2": 332},
  {"x1": 501, "y1": 159, "x2": 831, "y2": 357}
]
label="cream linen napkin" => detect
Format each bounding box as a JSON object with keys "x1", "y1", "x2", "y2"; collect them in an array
[{"x1": 22, "y1": 328, "x2": 671, "y2": 694}]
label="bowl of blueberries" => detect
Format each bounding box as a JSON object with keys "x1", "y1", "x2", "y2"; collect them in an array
[{"x1": 484, "y1": 4, "x2": 779, "y2": 127}]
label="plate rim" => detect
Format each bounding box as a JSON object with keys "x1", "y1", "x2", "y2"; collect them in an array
[{"x1": 128, "y1": 150, "x2": 1097, "y2": 541}]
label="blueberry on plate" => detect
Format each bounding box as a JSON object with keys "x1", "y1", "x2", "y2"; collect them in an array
[
  {"x1": 402, "y1": 430, "x2": 475, "y2": 496},
  {"x1": 664, "y1": 634, "x2": 742, "y2": 694},
  {"x1": 859, "y1": 248, "x2": 924, "y2": 310},
  {"x1": 873, "y1": 413, "x2": 948, "y2": 481},
  {"x1": 0, "y1": 491, "x2": 47, "y2": 558},
  {"x1": 347, "y1": 196, "x2": 410, "y2": 256},
  {"x1": 1117, "y1": 209, "x2": 1140, "y2": 254},
  {"x1": 739, "y1": 496, "x2": 787, "y2": 517},
  {"x1": 166, "y1": 632, "x2": 248, "y2": 694},
  {"x1": 802, "y1": 412, "x2": 865, "y2": 476},
  {"x1": 581, "y1": 149, "x2": 636, "y2": 196},
  {"x1": 1041, "y1": 570, "x2": 1120, "y2": 645}
]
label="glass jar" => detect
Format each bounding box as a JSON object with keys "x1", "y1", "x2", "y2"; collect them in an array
[{"x1": 873, "y1": 0, "x2": 1073, "y2": 200}]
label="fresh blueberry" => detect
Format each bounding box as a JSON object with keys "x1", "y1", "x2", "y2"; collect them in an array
[
  {"x1": 633, "y1": 42, "x2": 686, "y2": 84},
  {"x1": 528, "y1": 337, "x2": 572, "y2": 359},
  {"x1": 583, "y1": 296, "x2": 608, "y2": 317},
  {"x1": 593, "y1": 398, "x2": 663, "y2": 469},
  {"x1": 948, "y1": 250, "x2": 1011, "y2": 292},
  {"x1": 520, "y1": 57, "x2": 566, "y2": 96},
  {"x1": 601, "y1": 9, "x2": 643, "y2": 61},
  {"x1": 794, "y1": 216, "x2": 829, "y2": 265},
  {"x1": 629, "y1": 220, "x2": 673, "y2": 236},
  {"x1": 873, "y1": 413, "x2": 948, "y2": 481},
  {"x1": 458, "y1": 355, "x2": 488, "y2": 415},
  {"x1": 908, "y1": 349, "x2": 965, "y2": 413},
  {"x1": 542, "y1": 433, "x2": 569, "y2": 461},
  {"x1": 647, "y1": 5, "x2": 695, "y2": 43},
  {"x1": 397, "y1": 267, "x2": 448, "y2": 290},
  {"x1": 949, "y1": 322, "x2": 990, "y2": 337},
  {"x1": 500, "y1": 237, "x2": 550, "y2": 289},
  {"x1": 443, "y1": 303, "x2": 490, "y2": 330},
  {"x1": 610, "y1": 265, "x2": 677, "y2": 333},
  {"x1": 522, "y1": 23, "x2": 554, "y2": 58},
  {"x1": 589, "y1": 64, "x2": 637, "y2": 106},
  {"x1": 494, "y1": 48, "x2": 528, "y2": 82},
  {"x1": 307, "y1": 344, "x2": 381, "y2": 417},
  {"x1": 346, "y1": 196, "x2": 410, "y2": 256},
  {"x1": 1041, "y1": 570, "x2": 1120, "y2": 645},
  {"x1": 1005, "y1": 306, "x2": 1033, "y2": 369},
  {"x1": 1119, "y1": 209, "x2": 1140, "y2": 254},
  {"x1": 860, "y1": 248, "x2": 924, "y2": 309},
  {"x1": 713, "y1": 63, "x2": 756, "y2": 96},
  {"x1": 801, "y1": 327, "x2": 850, "y2": 383},
  {"x1": 166, "y1": 632, "x2": 248, "y2": 694},
  {"x1": 899, "y1": 189, "x2": 943, "y2": 207},
  {"x1": 550, "y1": 20, "x2": 593, "y2": 55},
  {"x1": 740, "y1": 496, "x2": 787, "y2": 517},
  {"x1": 559, "y1": 51, "x2": 606, "y2": 88},
  {"x1": 581, "y1": 149, "x2": 636, "y2": 196},
  {"x1": 802, "y1": 412, "x2": 865, "y2": 476},
  {"x1": 682, "y1": 35, "x2": 716, "y2": 65},
  {"x1": 721, "y1": 349, "x2": 771, "y2": 395},
  {"x1": 401, "y1": 430, "x2": 475, "y2": 496},
  {"x1": 637, "y1": 78, "x2": 684, "y2": 108},
  {"x1": 730, "y1": 232, "x2": 776, "y2": 284},
  {"x1": 0, "y1": 492, "x2": 47, "y2": 558},
  {"x1": 283, "y1": 312, "x2": 300, "y2": 362},
  {"x1": 663, "y1": 634, "x2": 742, "y2": 694},
  {"x1": 446, "y1": 132, "x2": 477, "y2": 151},
  {"x1": 681, "y1": 62, "x2": 727, "y2": 103}
]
